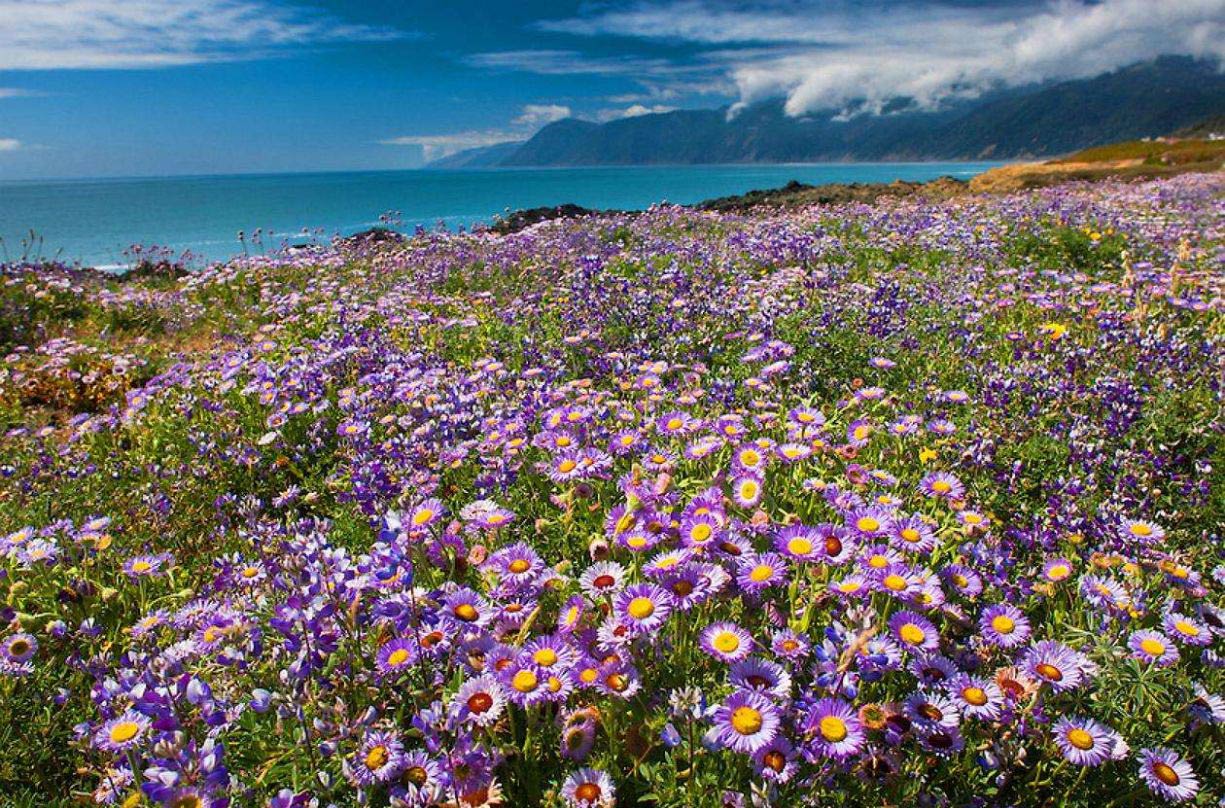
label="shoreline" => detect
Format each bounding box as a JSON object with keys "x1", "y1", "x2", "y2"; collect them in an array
[
  {"x1": 8, "y1": 145, "x2": 1221, "y2": 270},
  {"x1": 488, "y1": 152, "x2": 1224, "y2": 234}
]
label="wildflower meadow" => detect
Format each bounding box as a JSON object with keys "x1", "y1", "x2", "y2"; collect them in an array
[{"x1": 1, "y1": 173, "x2": 1222, "y2": 807}]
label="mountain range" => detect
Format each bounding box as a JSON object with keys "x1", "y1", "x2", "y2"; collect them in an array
[{"x1": 430, "y1": 57, "x2": 1225, "y2": 168}]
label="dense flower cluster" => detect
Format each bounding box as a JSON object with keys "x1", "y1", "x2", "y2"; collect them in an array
[{"x1": 0, "y1": 174, "x2": 1222, "y2": 806}]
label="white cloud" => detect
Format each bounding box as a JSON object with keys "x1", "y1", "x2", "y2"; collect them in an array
[
  {"x1": 381, "y1": 130, "x2": 519, "y2": 161},
  {"x1": 513, "y1": 104, "x2": 572, "y2": 127},
  {"x1": 465, "y1": 49, "x2": 672, "y2": 77},
  {"x1": 0, "y1": 88, "x2": 36, "y2": 99},
  {"x1": 0, "y1": 0, "x2": 405, "y2": 70},
  {"x1": 382, "y1": 104, "x2": 574, "y2": 160},
  {"x1": 0, "y1": 138, "x2": 21, "y2": 151},
  {"x1": 596, "y1": 103, "x2": 677, "y2": 121},
  {"x1": 540, "y1": 0, "x2": 1225, "y2": 116}
]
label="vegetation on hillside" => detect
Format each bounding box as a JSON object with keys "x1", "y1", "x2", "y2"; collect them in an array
[{"x1": 0, "y1": 174, "x2": 1222, "y2": 807}]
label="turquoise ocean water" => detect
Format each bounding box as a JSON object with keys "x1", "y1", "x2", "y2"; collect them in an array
[{"x1": 0, "y1": 163, "x2": 1000, "y2": 268}]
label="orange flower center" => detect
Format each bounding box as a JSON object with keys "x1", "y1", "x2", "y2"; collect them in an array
[
  {"x1": 467, "y1": 693, "x2": 494, "y2": 713},
  {"x1": 1152, "y1": 762, "x2": 1180, "y2": 786}
]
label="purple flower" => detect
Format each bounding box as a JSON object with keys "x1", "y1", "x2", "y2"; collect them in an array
[
  {"x1": 0, "y1": 633, "x2": 36, "y2": 664},
  {"x1": 979, "y1": 603, "x2": 1031, "y2": 649},
  {"x1": 1023, "y1": 640, "x2": 1094, "y2": 693},
  {"x1": 451, "y1": 674, "x2": 506, "y2": 727},
  {"x1": 1051, "y1": 717, "x2": 1115, "y2": 766},
  {"x1": 613, "y1": 583, "x2": 674, "y2": 636},
  {"x1": 1128, "y1": 629, "x2": 1179, "y2": 666},
  {"x1": 1137, "y1": 747, "x2": 1199, "y2": 803},
  {"x1": 711, "y1": 690, "x2": 780, "y2": 754},
  {"x1": 919, "y1": 472, "x2": 964, "y2": 500},
  {"x1": 700, "y1": 622, "x2": 754, "y2": 663},
  {"x1": 351, "y1": 730, "x2": 404, "y2": 785},
  {"x1": 802, "y1": 697, "x2": 865, "y2": 760},
  {"x1": 93, "y1": 710, "x2": 151, "y2": 752},
  {"x1": 375, "y1": 636, "x2": 418, "y2": 676},
  {"x1": 889, "y1": 610, "x2": 939, "y2": 652},
  {"x1": 561, "y1": 767, "x2": 616, "y2": 807}
]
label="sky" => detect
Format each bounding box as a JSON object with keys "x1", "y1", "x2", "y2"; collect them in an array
[{"x1": 0, "y1": 0, "x2": 1220, "y2": 179}]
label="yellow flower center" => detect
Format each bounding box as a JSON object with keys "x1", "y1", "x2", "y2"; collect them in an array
[
  {"x1": 365, "y1": 744, "x2": 389, "y2": 770},
  {"x1": 1129, "y1": 523, "x2": 1152, "y2": 537},
  {"x1": 454, "y1": 604, "x2": 478, "y2": 622},
  {"x1": 508, "y1": 559, "x2": 530, "y2": 574},
  {"x1": 131, "y1": 561, "x2": 152, "y2": 573},
  {"x1": 932, "y1": 480, "x2": 951, "y2": 493},
  {"x1": 1047, "y1": 564, "x2": 1070, "y2": 581},
  {"x1": 1174, "y1": 620, "x2": 1199, "y2": 637},
  {"x1": 739, "y1": 480, "x2": 760, "y2": 499},
  {"x1": 838, "y1": 581, "x2": 862, "y2": 593},
  {"x1": 819, "y1": 716, "x2": 848, "y2": 742},
  {"x1": 731, "y1": 706, "x2": 763, "y2": 735},
  {"x1": 412, "y1": 509, "x2": 434, "y2": 526},
  {"x1": 868, "y1": 554, "x2": 888, "y2": 569},
  {"x1": 512, "y1": 670, "x2": 538, "y2": 692},
  {"x1": 991, "y1": 615, "x2": 1016, "y2": 634},
  {"x1": 883, "y1": 574, "x2": 907, "y2": 591},
  {"x1": 387, "y1": 648, "x2": 411, "y2": 667},
  {"x1": 666, "y1": 418, "x2": 682, "y2": 430},
  {"x1": 740, "y1": 450, "x2": 761, "y2": 467},
  {"x1": 962, "y1": 687, "x2": 988, "y2": 706},
  {"x1": 898, "y1": 624, "x2": 926, "y2": 645},
  {"x1": 856, "y1": 517, "x2": 880, "y2": 533},
  {"x1": 901, "y1": 528, "x2": 921, "y2": 543},
  {"x1": 533, "y1": 648, "x2": 558, "y2": 666},
  {"x1": 713, "y1": 632, "x2": 741, "y2": 653},
  {"x1": 1139, "y1": 638, "x2": 1165, "y2": 657},
  {"x1": 627, "y1": 597, "x2": 655, "y2": 620},
  {"x1": 109, "y1": 721, "x2": 140, "y2": 744},
  {"x1": 690, "y1": 523, "x2": 712, "y2": 543},
  {"x1": 1066, "y1": 729, "x2": 1094, "y2": 751},
  {"x1": 749, "y1": 565, "x2": 773, "y2": 583},
  {"x1": 558, "y1": 459, "x2": 577, "y2": 474},
  {"x1": 787, "y1": 537, "x2": 813, "y2": 556}
]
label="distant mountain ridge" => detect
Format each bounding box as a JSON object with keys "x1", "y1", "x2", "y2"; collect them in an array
[{"x1": 430, "y1": 57, "x2": 1224, "y2": 168}]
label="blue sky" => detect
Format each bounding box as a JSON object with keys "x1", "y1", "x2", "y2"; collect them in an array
[{"x1": 0, "y1": 0, "x2": 1220, "y2": 179}]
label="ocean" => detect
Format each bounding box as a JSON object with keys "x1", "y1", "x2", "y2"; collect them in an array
[{"x1": 0, "y1": 162, "x2": 1001, "y2": 268}]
